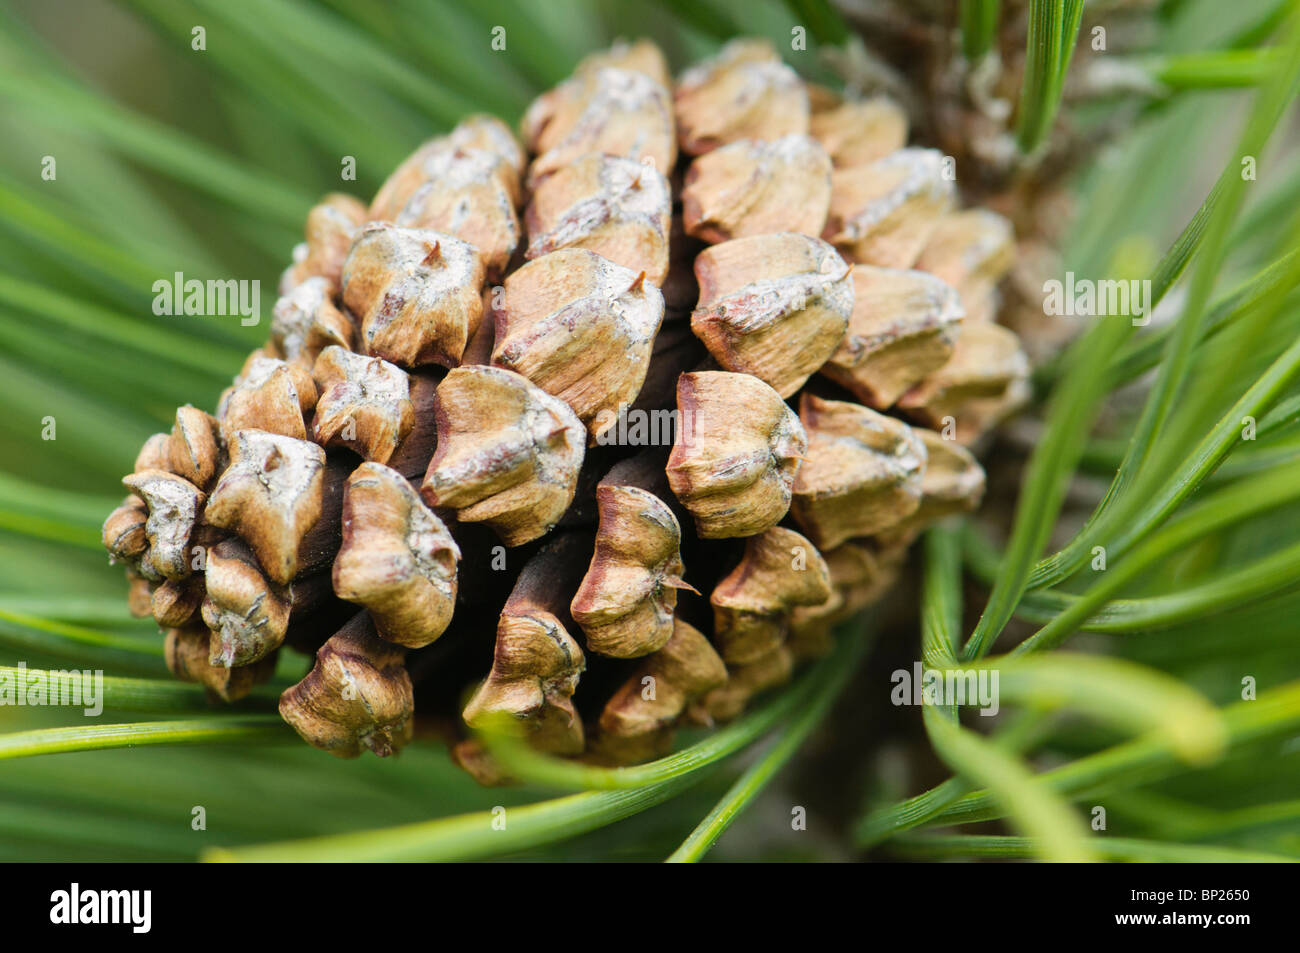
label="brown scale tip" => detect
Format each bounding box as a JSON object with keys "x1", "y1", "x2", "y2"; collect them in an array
[
  {"x1": 573, "y1": 37, "x2": 671, "y2": 88},
  {"x1": 675, "y1": 39, "x2": 810, "y2": 155},
  {"x1": 279, "y1": 612, "x2": 414, "y2": 758},
  {"x1": 390, "y1": 149, "x2": 521, "y2": 281},
  {"x1": 151, "y1": 576, "x2": 204, "y2": 629},
  {"x1": 591, "y1": 618, "x2": 727, "y2": 764},
  {"x1": 690, "y1": 233, "x2": 853, "y2": 398},
  {"x1": 462, "y1": 535, "x2": 591, "y2": 757},
  {"x1": 914, "y1": 209, "x2": 1016, "y2": 323},
  {"x1": 202, "y1": 429, "x2": 326, "y2": 586},
  {"x1": 341, "y1": 223, "x2": 485, "y2": 370},
  {"x1": 332, "y1": 462, "x2": 460, "y2": 649},
  {"x1": 820, "y1": 265, "x2": 964, "y2": 410},
  {"x1": 102, "y1": 495, "x2": 149, "y2": 564},
  {"x1": 791, "y1": 394, "x2": 928, "y2": 549},
  {"x1": 523, "y1": 66, "x2": 676, "y2": 187},
  {"x1": 824, "y1": 148, "x2": 955, "y2": 269},
  {"x1": 694, "y1": 645, "x2": 795, "y2": 723},
  {"x1": 269, "y1": 276, "x2": 355, "y2": 366},
  {"x1": 570, "y1": 481, "x2": 686, "y2": 659},
  {"x1": 875, "y1": 429, "x2": 987, "y2": 548},
  {"x1": 492, "y1": 248, "x2": 665, "y2": 442},
  {"x1": 896, "y1": 321, "x2": 1030, "y2": 443},
  {"x1": 217, "y1": 353, "x2": 319, "y2": 442},
  {"x1": 134, "y1": 433, "x2": 172, "y2": 474},
  {"x1": 710, "y1": 526, "x2": 832, "y2": 665},
  {"x1": 789, "y1": 542, "x2": 896, "y2": 659},
  {"x1": 310, "y1": 346, "x2": 415, "y2": 465},
  {"x1": 126, "y1": 573, "x2": 155, "y2": 619},
  {"x1": 682, "y1": 135, "x2": 833, "y2": 242},
  {"x1": 370, "y1": 117, "x2": 524, "y2": 221},
  {"x1": 121, "y1": 470, "x2": 206, "y2": 582},
  {"x1": 666, "y1": 371, "x2": 807, "y2": 539},
  {"x1": 279, "y1": 193, "x2": 368, "y2": 294},
  {"x1": 810, "y1": 97, "x2": 908, "y2": 169},
  {"x1": 167, "y1": 405, "x2": 223, "y2": 491},
  {"x1": 421, "y1": 365, "x2": 586, "y2": 547},
  {"x1": 523, "y1": 154, "x2": 672, "y2": 286},
  {"x1": 450, "y1": 739, "x2": 514, "y2": 786},
  {"x1": 165, "y1": 625, "x2": 276, "y2": 703},
  {"x1": 200, "y1": 538, "x2": 293, "y2": 667}
]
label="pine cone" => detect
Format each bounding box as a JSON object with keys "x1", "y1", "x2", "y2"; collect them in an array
[{"x1": 103, "y1": 36, "x2": 1038, "y2": 778}]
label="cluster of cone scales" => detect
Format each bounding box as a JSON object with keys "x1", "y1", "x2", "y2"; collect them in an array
[{"x1": 102, "y1": 38, "x2": 1037, "y2": 780}]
